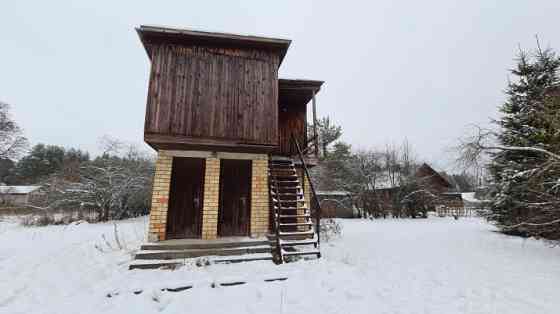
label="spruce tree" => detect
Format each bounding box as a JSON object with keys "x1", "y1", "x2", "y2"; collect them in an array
[{"x1": 490, "y1": 45, "x2": 560, "y2": 237}]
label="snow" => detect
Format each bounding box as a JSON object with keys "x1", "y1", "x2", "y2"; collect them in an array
[
  {"x1": 316, "y1": 190, "x2": 351, "y2": 196},
  {"x1": 461, "y1": 192, "x2": 487, "y2": 204},
  {"x1": 1, "y1": 216, "x2": 560, "y2": 314},
  {"x1": 0, "y1": 185, "x2": 41, "y2": 194}
]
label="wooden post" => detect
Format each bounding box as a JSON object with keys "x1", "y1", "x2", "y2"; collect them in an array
[{"x1": 312, "y1": 90, "x2": 318, "y2": 158}]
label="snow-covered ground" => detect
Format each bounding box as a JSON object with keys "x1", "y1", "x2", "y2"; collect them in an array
[{"x1": 1, "y1": 216, "x2": 559, "y2": 314}]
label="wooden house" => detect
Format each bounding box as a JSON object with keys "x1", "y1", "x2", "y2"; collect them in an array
[
  {"x1": 133, "y1": 25, "x2": 323, "y2": 267},
  {"x1": 415, "y1": 163, "x2": 454, "y2": 194},
  {"x1": 0, "y1": 185, "x2": 41, "y2": 207},
  {"x1": 371, "y1": 163, "x2": 462, "y2": 216}
]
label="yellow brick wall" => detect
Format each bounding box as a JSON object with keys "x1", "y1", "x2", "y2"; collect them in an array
[
  {"x1": 148, "y1": 153, "x2": 173, "y2": 242},
  {"x1": 148, "y1": 151, "x2": 270, "y2": 241},
  {"x1": 250, "y1": 156, "x2": 270, "y2": 237},
  {"x1": 201, "y1": 157, "x2": 220, "y2": 240}
]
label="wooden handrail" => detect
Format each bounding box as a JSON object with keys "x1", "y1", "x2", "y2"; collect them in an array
[
  {"x1": 269, "y1": 173, "x2": 283, "y2": 263},
  {"x1": 291, "y1": 134, "x2": 321, "y2": 249}
]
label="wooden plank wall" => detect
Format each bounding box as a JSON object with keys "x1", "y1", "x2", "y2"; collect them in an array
[{"x1": 145, "y1": 44, "x2": 280, "y2": 147}]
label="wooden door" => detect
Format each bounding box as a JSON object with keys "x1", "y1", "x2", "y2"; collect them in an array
[
  {"x1": 166, "y1": 157, "x2": 205, "y2": 239},
  {"x1": 277, "y1": 103, "x2": 306, "y2": 156},
  {"x1": 218, "y1": 159, "x2": 252, "y2": 236}
]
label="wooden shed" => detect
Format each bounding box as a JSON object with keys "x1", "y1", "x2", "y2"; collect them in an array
[{"x1": 134, "y1": 25, "x2": 324, "y2": 266}]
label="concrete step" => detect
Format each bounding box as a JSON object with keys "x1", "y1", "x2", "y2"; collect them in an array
[
  {"x1": 141, "y1": 239, "x2": 269, "y2": 251},
  {"x1": 135, "y1": 245, "x2": 272, "y2": 260},
  {"x1": 129, "y1": 252, "x2": 274, "y2": 270},
  {"x1": 213, "y1": 253, "x2": 274, "y2": 264},
  {"x1": 129, "y1": 259, "x2": 185, "y2": 270}
]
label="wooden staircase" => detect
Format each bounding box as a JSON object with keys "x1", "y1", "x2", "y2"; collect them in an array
[{"x1": 269, "y1": 156, "x2": 320, "y2": 263}]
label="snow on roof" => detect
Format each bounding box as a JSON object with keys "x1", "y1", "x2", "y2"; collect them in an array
[
  {"x1": 0, "y1": 186, "x2": 41, "y2": 194},
  {"x1": 461, "y1": 192, "x2": 482, "y2": 203}
]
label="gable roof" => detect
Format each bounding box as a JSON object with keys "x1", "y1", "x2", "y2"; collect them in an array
[
  {"x1": 136, "y1": 25, "x2": 292, "y2": 65},
  {"x1": 415, "y1": 163, "x2": 452, "y2": 188}
]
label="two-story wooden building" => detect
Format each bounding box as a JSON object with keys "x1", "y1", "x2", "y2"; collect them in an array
[{"x1": 133, "y1": 25, "x2": 323, "y2": 267}]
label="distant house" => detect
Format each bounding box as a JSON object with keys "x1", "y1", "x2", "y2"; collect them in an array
[
  {"x1": 415, "y1": 163, "x2": 454, "y2": 194},
  {"x1": 372, "y1": 163, "x2": 464, "y2": 213},
  {"x1": 316, "y1": 190, "x2": 354, "y2": 218},
  {"x1": 0, "y1": 186, "x2": 41, "y2": 206}
]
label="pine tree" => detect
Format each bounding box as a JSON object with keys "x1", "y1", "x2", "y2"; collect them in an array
[{"x1": 489, "y1": 44, "x2": 560, "y2": 236}]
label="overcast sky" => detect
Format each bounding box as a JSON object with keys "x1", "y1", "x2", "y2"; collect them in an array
[{"x1": 1, "y1": 0, "x2": 559, "y2": 171}]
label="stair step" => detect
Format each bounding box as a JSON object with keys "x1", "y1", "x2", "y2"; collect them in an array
[
  {"x1": 271, "y1": 191, "x2": 303, "y2": 197},
  {"x1": 273, "y1": 200, "x2": 304, "y2": 205},
  {"x1": 213, "y1": 253, "x2": 273, "y2": 264},
  {"x1": 270, "y1": 159, "x2": 293, "y2": 164},
  {"x1": 279, "y1": 214, "x2": 311, "y2": 218},
  {"x1": 274, "y1": 206, "x2": 306, "y2": 210},
  {"x1": 271, "y1": 175, "x2": 299, "y2": 183},
  {"x1": 279, "y1": 238, "x2": 317, "y2": 246},
  {"x1": 279, "y1": 222, "x2": 313, "y2": 227},
  {"x1": 129, "y1": 259, "x2": 184, "y2": 270},
  {"x1": 279, "y1": 229, "x2": 315, "y2": 236},
  {"x1": 130, "y1": 252, "x2": 274, "y2": 269},
  {"x1": 272, "y1": 186, "x2": 301, "y2": 190},
  {"x1": 269, "y1": 168, "x2": 296, "y2": 172},
  {"x1": 135, "y1": 245, "x2": 271, "y2": 260},
  {"x1": 282, "y1": 249, "x2": 320, "y2": 257},
  {"x1": 272, "y1": 181, "x2": 299, "y2": 189},
  {"x1": 141, "y1": 239, "x2": 269, "y2": 251}
]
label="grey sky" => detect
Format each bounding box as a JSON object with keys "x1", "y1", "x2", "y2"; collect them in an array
[{"x1": 2, "y1": 0, "x2": 559, "y2": 170}]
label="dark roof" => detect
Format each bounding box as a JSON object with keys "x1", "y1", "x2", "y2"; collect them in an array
[
  {"x1": 416, "y1": 163, "x2": 453, "y2": 188},
  {"x1": 136, "y1": 25, "x2": 292, "y2": 65},
  {"x1": 279, "y1": 78, "x2": 324, "y2": 107}
]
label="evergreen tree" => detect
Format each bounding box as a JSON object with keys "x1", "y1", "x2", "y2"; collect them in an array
[
  {"x1": 309, "y1": 116, "x2": 342, "y2": 158},
  {"x1": 489, "y1": 45, "x2": 560, "y2": 235},
  {"x1": 10, "y1": 144, "x2": 65, "y2": 184}
]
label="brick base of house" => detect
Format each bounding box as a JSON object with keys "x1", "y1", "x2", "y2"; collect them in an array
[{"x1": 147, "y1": 150, "x2": 270, "y2": 242}]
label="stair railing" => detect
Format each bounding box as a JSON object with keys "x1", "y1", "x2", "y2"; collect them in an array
[
  {"x1": 291, "y1": 134, "x2": 322, "y2": 250},
  {"x1": 272, "y1": 176, "x2": 283, "y2": 263}
]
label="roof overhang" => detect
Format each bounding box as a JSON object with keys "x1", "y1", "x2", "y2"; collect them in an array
[
  {"x1": 279, "y1": 78, "x2": 324, "y2": 107},
  {"x1": 136, "y1": 25, "x2": 292, "y2": 65}
]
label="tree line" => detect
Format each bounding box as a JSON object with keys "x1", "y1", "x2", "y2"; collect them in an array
[{"x1": 0, "y1": 104, "x2": 154, "y2": 223}]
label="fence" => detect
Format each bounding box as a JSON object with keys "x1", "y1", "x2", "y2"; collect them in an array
[{"x1": 436, "y1": 206, "x2": 478, "y2": 217}]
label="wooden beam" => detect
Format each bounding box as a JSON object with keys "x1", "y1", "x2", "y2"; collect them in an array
[{"x1": 312, "y1": 90, "x2": 319, "y2": 158}]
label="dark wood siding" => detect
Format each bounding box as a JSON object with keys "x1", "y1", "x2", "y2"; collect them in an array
[{"x1": 145, "y1": 44, "x2": 280, "y2": 150}]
